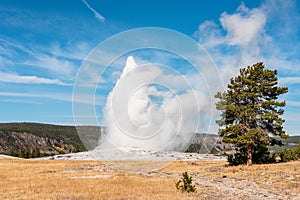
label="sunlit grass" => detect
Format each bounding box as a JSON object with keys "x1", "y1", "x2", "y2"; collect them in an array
[{"x1": 0, "y1": 158, "x2": 299, "y2": 199}]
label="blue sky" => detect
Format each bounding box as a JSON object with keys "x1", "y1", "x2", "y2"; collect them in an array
[{"x1": 0, "y1": 0, "x2": 300, "y2": 135}]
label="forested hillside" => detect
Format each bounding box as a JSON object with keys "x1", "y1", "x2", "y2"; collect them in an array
[
  {"x1": 0, "y1": 123, "x2": 298, "y2": 158},
  {"x1": 0, "y1": 123, "x2": 102, "y2": 158}
]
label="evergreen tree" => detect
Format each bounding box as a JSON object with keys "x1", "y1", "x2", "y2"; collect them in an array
[
  {"x1": 175, "y1": 172, "x2": 197, "y2": 193},
  {"x1": 19, "y1": 147, "x2": 25, "y2": 158},
  {"x1": 36, "y1": 148, "x2": 41, "y2": 157},
  {"x1": 215, "y1": 62, "x2": 288, "y2": 166}
]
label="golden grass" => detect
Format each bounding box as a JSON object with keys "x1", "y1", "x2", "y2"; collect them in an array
[
  {"x1": 0, "y1": 158, "x2": 197, "y2": 200},
  {"x1": 0, "y1": 158, "x2": 299, "y2": 199}
]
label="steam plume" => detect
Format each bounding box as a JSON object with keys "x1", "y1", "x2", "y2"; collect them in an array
[{"x1": 101, "y1": 56, "x2": 208, "y2": 151}]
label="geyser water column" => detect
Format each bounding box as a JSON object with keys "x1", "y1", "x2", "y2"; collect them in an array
[
  {"x1": 102, "y1": 55, "x2": 199, "y2": 151},
  {"x1": 72, "y1": 27, "x2": 224, "y2": 166}
]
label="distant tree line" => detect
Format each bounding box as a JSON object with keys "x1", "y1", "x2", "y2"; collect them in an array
[
  {"x1": 7, "y1": 144, "x2": 84, "y2": 159},
  {"x1": 8, "y1": 148, "x2": 55, "y2": 158}
]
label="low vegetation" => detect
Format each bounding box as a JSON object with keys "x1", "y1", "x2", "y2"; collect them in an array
[
  {"x1": 279, "y1": 143, "x2": 300, "y2": 162},
  {"x1": 175, "y1": 172, "x2": 197, "y2": 193}
]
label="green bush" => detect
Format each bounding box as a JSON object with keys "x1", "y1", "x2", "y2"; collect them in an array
[
  {"x1": 279, "y1": 144, "x2": 300, "y2": 162},
  {"x1": 175, "y1": 172, "x2": 197, "y2": 193}
]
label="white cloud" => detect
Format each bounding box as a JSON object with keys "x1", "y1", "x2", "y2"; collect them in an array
[
  {"x1": 82, "y1": 0, "x2": 105, "y2": 22},
  {"x1": 0, "y1": 98, "x2": 42, "y2": 104},
  {"x1": 195, "y1": 21, "x2": 224, "y2": 48},
  {"x1": 195, "y1": 0, "x2": 300, "y2": 86},
  {"x1": 0, "y1": 71, "x2": 70, "y2": 85},
  {"x1": 0, "y1": 91, "x2": 105, "y2": 105},
  {"x1": 0, "y1": 91, "x2": 67, "y2": 99},
  {"x1": 48, "y1": 42, "x2": 92, "y2": 61},
  {"x1": 0, "y1": 38, "x2": 79, "y2": 80},
  {"x1": 194, "y1": 0, "x2": 300, "y2": 135},
  {"x1": 220, "y1": 3, "x2": 266, "y2": 46},
  {"x1": 30, "y1": 54, "x2": 76, "y2": 80},
  {"x1": 287, "y1": 100, "x2": 300, "y2": 107},
  {"x1": 279, "y1": 77, "x2": 300, "y2": 85}
]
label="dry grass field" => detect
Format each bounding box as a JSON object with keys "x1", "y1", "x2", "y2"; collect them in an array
[{"x1": 0, "y1": 157, "x2": 299, "y2": 200}]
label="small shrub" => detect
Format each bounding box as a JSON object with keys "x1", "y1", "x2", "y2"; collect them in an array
[
  {"x1": 175, "y1": 172, "x2": 197, "y2": 193},
  {"x1": 279, "y1": 144, "x2": 300, "y2": 162}
]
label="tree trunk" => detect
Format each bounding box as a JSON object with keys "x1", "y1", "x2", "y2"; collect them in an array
[{"x1": 247, "y1": 145, "x2": 252, "y2": 166}]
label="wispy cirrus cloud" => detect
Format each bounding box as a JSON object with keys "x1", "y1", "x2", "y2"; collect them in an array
[
  {"x1": 0, "y1": 91, "x2": 105, "y2": 106},
  {"x1": 279, "y1": 77, "x2": 300, "y2": 85},
  {"x1": 82, "y1": 0, "x2": 105, "y2": 22},
  {"x1": 47, "y1": 42, "x2": 92, "y2": 61},
  {"x1": 0, "y1": 38, "x2": 88, "y2": 81},
  {"x1": 0, "y1": 71, "x2": 71, "y2": 85},
  {"x1": 286, "y1": 100, "x2": 300, "y2": 107},
  {"x1": 25, "y1": 54, "x2": 76, "y2": 80}
]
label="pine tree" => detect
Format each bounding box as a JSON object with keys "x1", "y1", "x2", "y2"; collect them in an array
[
  {"x1": 175, "y1": 172, "x2": 197, "y2": 193},
  {"x1": 19, "y1": 147, "x2": 25, "y2": 158},
  {"x1": 215, "y1": 62, "x2": 288, "y2": 166}
]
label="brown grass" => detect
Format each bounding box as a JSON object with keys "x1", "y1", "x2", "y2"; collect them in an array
[
  {"x1": 0, "y1": 158, "x2": 299, "y2": 199},
  {"x1": 0, "y1": 158, "x2": 196, "y2": 200}
]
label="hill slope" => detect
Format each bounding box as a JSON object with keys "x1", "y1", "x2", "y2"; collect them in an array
[
  {"x1": 0, "y1": 123, "x2": 103, "y2": 157},
  {"x1": 0, "y1": 122, "x2": 299, "y2": 158}
]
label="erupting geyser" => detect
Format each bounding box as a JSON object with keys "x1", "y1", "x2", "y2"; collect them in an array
[{"x1": 100, "y1": 56, "x2": 207, "y2": 151}]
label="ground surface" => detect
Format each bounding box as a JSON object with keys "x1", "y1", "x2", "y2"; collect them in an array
[{"x1": 0, "y1": 156, "x2": 299, "y2": 200}]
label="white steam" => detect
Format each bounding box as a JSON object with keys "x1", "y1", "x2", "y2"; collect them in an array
[{"x1": 101, "y1": 56, "x2": 209, "y2": 151}]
